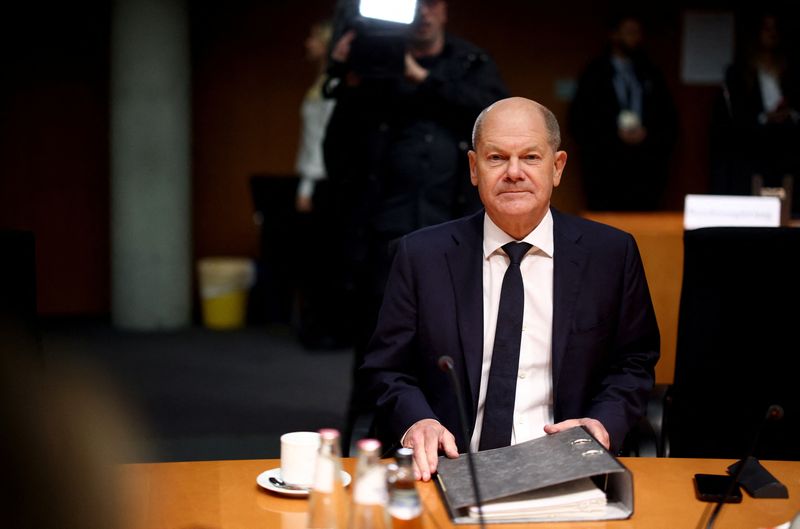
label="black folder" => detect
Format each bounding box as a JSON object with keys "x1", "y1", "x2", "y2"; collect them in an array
[{"x1": 435, "y1": 426, "x2": 633, "y2": 524}]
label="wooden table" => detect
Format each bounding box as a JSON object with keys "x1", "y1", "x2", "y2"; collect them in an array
[{"x1": 123, "y1": 457, "x2": 800, "y2": 529}]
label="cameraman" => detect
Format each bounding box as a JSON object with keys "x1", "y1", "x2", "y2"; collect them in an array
[{"x1": 321, "y1": 0, "x2": 508, "y2": 449}]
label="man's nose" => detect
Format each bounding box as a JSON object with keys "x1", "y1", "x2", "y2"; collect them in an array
[{"x1": 506, "y1": 157, "x2": 523, "y2": 180}]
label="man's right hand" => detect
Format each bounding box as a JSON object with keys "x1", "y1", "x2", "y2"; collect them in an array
[
  {"x1": 402, "y1": 418, "x2": 459, "y2": 481},
  {"x1": 331, "y1": 29, "x2": 356, "y2": 63}
]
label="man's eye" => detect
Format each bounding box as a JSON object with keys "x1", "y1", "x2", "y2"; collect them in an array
[{"x1": 488, "y1": 154, "x2": 503, "y2": 161}]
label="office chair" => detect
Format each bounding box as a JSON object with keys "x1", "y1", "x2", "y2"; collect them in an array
[
  {"x1": 665, "y1": 227, "x2": 800, "y2": 460},
  {"x1": 619, "y1": 384, "x2": 670, "y2": 457}
]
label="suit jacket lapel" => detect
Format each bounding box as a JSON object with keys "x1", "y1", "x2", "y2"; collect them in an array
[
  {"x1": 551, "y1": 209, "x2": 589, "y2": 395},
  {"x1": 445, "y1": 210, "x2": 484, "y2": 421}
]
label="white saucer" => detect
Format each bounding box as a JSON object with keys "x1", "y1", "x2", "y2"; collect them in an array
[{"x1": 256, "y1": 467, "x2": 352, "y2": 497}]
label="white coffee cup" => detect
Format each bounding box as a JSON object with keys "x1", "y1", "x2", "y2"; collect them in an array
[{"x1": 280, "y1": 431, "x2": 320, "y2": 487}]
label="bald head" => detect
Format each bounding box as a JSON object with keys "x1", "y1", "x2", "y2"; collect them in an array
[
  {"x1": 472, "y1": 97, "x2": 561, "y2": 153},
  {"x1": 467, "y1": 96, "x2": 567, "y2": 240}
]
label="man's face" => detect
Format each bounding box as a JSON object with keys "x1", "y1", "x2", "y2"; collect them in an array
[
  {"x1": 612, "y1": 17, "x2": 643, "y2": 55},
  {"x1": 410, "y1": 0, "x2": 447, "y2": 46},
  {"x1": 759, "y1": 15, "x2": 780, "y2": 51},
  {"x1": 304, "y1": 26, "x2": 328, "y2": 62},
  {"x1": 468, "y1": 101, "x2": 566, "y2": 233}
]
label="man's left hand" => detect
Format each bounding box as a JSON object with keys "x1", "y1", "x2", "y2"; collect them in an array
[
  {"x1": 544, "y1": 418, "x2": 610, "y2": 450},
  {"x1": 618, "y1": 125, "x2": 647, "y2": 145},
  {"x1": 404, "y1": 53, "x2": 430, "y2": 84}
]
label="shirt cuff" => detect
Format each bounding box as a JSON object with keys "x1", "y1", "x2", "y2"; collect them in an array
[
  {"x1": 297, "y1": 178, "x2": 316, "y2": 199},
  {"x1": 400, "y1": 418, "x2": 442, "y2": 446}
]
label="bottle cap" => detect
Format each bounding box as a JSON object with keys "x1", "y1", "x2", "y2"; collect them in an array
[
  {"x1": 319, "y1": 428, "x2": 340, "y2": 440},
  {"x1": 395, "y1": 447, "x2": 413, "y2": 460},
  {"x1": 357, "y1": 438, "x2": 381, "y2": 453}
]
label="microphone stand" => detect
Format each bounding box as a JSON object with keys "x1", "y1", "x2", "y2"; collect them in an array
[
  {"x1": 704, "y1": 404, "x2": 784, "y2": 529},
  {"x1": 438, "y1": 355, "x2": 486, "y2": 529}
]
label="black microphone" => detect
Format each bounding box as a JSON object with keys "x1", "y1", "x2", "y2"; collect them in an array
[
  {"x1": 438, "y1": 355, "x2": 485, "y2": 529},
  {"x1": 704, "y1": 404, "x2": 786, "y2": 529}
]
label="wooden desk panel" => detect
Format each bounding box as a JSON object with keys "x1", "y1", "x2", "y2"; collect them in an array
[
  {"x1": 124, "y1": 457, "x2": 800, "y2": 529},
  {"x1": 581, "y1": 212, "x2": 685, "y2": 384}
]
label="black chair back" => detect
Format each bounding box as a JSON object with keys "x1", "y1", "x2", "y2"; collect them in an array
[{"x1": 668, "y1": 227, "x2": 800, "y2": 460}]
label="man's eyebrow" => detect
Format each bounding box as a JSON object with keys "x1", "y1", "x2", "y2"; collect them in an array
[{"x1": 482, "y1": 142, "x2": 541, "y2": 151}]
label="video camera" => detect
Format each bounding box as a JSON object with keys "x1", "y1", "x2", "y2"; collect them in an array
[{"x1": 347, "y1": 0, "x2": 419, "y2": 79}]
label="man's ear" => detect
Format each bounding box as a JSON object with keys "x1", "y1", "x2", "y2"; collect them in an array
[
  {"x1": 552, "y1": 150, "x2": 567, "y2": 188},
  {"x1": 468, "y1": 150, "x2": 478, "y2": 186}
]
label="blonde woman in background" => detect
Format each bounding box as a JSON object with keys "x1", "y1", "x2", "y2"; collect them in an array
[
  {"x1": 295, "y1": 20, "x2": 335, "y2": 213},
  {"x1": 295, "y1": 20, "x2": 347, "y2": 350}
]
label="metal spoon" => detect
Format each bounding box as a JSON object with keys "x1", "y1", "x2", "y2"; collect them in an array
[{"x1": 269, "y1": 476, "x2": 311, "y2": 492}]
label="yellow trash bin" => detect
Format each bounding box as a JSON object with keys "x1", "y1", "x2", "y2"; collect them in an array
[{"x1": 197, "y1": 257, "x2": 255, "y2": 330}]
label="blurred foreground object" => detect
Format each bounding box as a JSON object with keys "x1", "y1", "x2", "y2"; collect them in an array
[{"x1": 0, "y1": 350, "x2": 148, "y2": 529}]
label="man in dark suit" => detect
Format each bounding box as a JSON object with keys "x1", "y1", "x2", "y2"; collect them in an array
[
  {"x1": 568, "y1": 13, "x2": 677, "y2": 211},
  {"x1": 361, "y1": 97, "x2": 659, "y2": 481}
]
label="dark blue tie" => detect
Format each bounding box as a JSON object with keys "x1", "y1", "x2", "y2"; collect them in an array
[{"x1": 479, "y1": 241, "x2": 532, "y2": 451}]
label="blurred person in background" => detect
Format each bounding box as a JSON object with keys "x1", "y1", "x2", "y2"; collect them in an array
[
  {"x1": 293, "y1": 19, "x2": 342, "y2": 350},
  {"x1": 569, "y1": 12, "x2": 677, "y2": 212},
  {"x1": 321, "y1": 0, "x2": 508, "y2": 449},
  {"x1": 295, "y1": 20, "x2": 336, "y2": 215},
  {"x1": 710, "y1": 9, "x2": 800, "y2": 216}
]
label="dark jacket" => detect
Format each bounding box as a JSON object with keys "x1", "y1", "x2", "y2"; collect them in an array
[{"x1": 361, "y1": 208, "x2": 660, "y2": 454}]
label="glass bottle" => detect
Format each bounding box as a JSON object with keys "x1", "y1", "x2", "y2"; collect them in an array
[
  {"x1": 307, "y1": 428, "x2": 348, "y2": 529},
  {"x1": 387, "y1": 447, "x2": 423, "y2": 529},
  {"x1": 348, "y1": 438, "x2": 390, "y2": 529}
]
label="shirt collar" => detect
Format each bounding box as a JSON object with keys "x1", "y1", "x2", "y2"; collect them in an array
[
  {"x1": 483, "y1": 209, "x2": 554, "y2": 260},
  {"x1": 611, "y1": 55, "x2": 633, "y2": 73}
]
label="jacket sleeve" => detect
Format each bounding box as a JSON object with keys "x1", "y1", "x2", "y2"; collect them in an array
[
  {"x1": 586, "y1": 234, "x2": 660, "y2": 452},
  {"x1": 359, "y1": 236, "x2": 438, "y2": 444}
]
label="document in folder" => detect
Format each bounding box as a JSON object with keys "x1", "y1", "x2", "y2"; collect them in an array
[
  {"x1": 435, "y1": 426, "x2": 634, "y2": 524},
  {"x1": 468, "y1": 477, "x2": 606, "y2": 521}
]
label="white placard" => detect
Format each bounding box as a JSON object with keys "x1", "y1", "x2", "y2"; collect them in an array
[{"x1": 683, "y1": 194, "x2": 781, "y2": 230}]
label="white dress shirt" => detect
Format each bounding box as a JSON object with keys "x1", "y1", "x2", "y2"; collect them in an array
[
  {"x1": 757, "y1": 68, "x2": 783, "y2": 114},
  {"x1": 611, "y1": 56, "x2": 643, "y2": 118},
  {"x1": 469, "y1": 211, "x2": 555, "y2": 452},
  {"x1": 295, "y1": 92, "x2": 335, "y2": 199}
]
